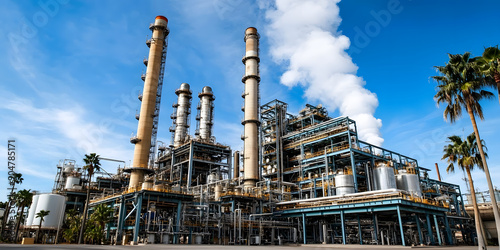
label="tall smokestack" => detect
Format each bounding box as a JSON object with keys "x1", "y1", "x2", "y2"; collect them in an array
[
  {"x1": 196, "y1": 86, "x2": 215, "y2": 141},
  {"x1": 172, "y1": 83, "x2": 192, "y2": 147},
  {"x1": 242, "y1": 27, "x2": 260, "y2": 189},
  {"x1": 129, "y1": 16, "x2": 169, "y2": 190}
]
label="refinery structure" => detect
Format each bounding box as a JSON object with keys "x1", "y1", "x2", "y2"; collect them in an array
[{"x1": 14, "y1": 16, "x2": 481, "y2": 246}]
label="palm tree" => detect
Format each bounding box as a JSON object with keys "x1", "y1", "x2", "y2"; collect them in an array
[
  {"x1": 78, "y1": 153, "x2": 101, "y2": 244},
  {"x1": 14, "y1": 189, "x2": 33, "y2": 242},
  {"x1": 63, "y1": 209, "x2": 81, "y2": 243},
  {"x1": 433, "y1": 52, "x2": 500, "y2": 246},
  {"x1": 2, "y1": 172, "x2": 23, "y2": 237},
  {"x1": 475, "y1": 46, "x2": 500, "y2": 105},
  {"x1": 91, "y1": 204, "x2": 114, "y2": 237},
  {"x1": 35, "y1": 210, "x2": 50, "y2": 243},
  {"x1": 443, "y1": 133, "x2": 487, "y2": 247}
]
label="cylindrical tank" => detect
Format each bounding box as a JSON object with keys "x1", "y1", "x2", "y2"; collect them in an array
[
  {"x1": 129, "y1": 16, "x2": 170, "y2": 190},
  {"x1": 215, "y1": 184, "x2": 222, "y2": 201},
  {"x1": 142, "y1": 181, "x2": 153, "y2": 190},
  {"x1": 153, "y1": 184, "x2": 164, "y2": 191},
  {"x1": 30, "y1": 194, "x2": 66, "y2": 229},
  {"x1": 198, "y1": 86, "x2": 215, "y2": 141},
  {"x1": 373, "y1": 164, "x2": 396, "y2": 190},
  {"x1": 242, "y1": 27, "x2": 260, "y2": 189},
  {"x1": 235, "y1": 187, "x2": 242, "y2": 195},
  {"x1": 397, "y1": 172, "x2": 422, "y2": 197},
  {"x1": 25, "y1": 194, "x2": 40, "y2": 227},
  {"x1": 207, "y1": 173, "x2": 218, "y2": 184},
  {"x1": 173, "y1": 83, "x2": 192, "y2": 148},
  {"x1": 335, "y1": 174, "x2": 355, "y2": 196},
  {"x1": 63, "y1": 165, "x2": 74, "y2": 173},
  {"x1": 195, "y1": 235, "x2": 203, "y2": 244},
  {"x1": 65, "y1": 176, "x2": 80, "y2": 189}
]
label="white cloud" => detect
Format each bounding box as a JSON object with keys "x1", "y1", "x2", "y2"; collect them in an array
[{"x1": 262, "y1": 0, "x2": 383, "y2": 146}]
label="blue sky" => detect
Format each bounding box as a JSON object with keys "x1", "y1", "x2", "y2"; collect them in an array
[{"x1": 1, "y1": 0, "x2": 499, "y2": 201}]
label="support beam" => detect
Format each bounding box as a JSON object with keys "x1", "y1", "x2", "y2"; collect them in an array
[
  {"x1": 302, "y1": 213, "x2": 307, "y2": 244},
  {"x1": 426, "y1": 213, "x2": 435, "y2": 245},
  {"x1": 415, "y1": 214, "x2": 423, "y2": 245},
  {"x1": 397, "y1": 206, "x2": 405, "y2": 246},
  {"x1": 187, "y1": 142, "x2": 194, "y2": 188},
  {"x1": 115, "y1": 198, "x2": 126, "y2": 244},
  {"x1": 433, "y1": 214, "x2": 442, "y2": 246},
  {"x1": 341, "y1": 211, "x2": 346, "y2": 245},
  {"x1": 349, "y1": 151, "x2": 358, "y2": 192},
  {"x1": 132, "y1": 194, "x2": 143, "y2": 244},
  {"x1": 373, "y1": 214, "x2": 379, "y2": 244},
  {"x1": 175, "y1": 201, "x2": 182, "y2": 244},
  {"x1": 357, "y1": 215, "x2": 362, "y2": 244},
  {"x1": 443, "y1": 214, "x2": 453, "y2": 245}
]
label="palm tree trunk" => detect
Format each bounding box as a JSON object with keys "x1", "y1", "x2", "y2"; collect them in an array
[
  {"x1": 37, "y1": 222, "x2": 42, "y2": 243},
  {"x1": 466, "y1": 101, "x2": 500, "y2": 247},
  {"x1": 467, "y1": 167, "x2": 486, "y2": 249},
  {"x1": 494, "y1": 72, "x2": 500, "y2": 106},
  {"x1": 14, "y1": 206, "x2": 24, "y2": 242},
  {"x1": 78, "y1": 185, "x2": 91, "y2": 244}
]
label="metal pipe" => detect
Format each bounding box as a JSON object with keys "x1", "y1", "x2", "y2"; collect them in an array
[
  {"x1": 129, "y1": 16, "x2": 169, "y2": 190},
  {"x1": 233, "y1": 151, "x2": 240, "y2": 179},
  {"x1": 173, "y1": 83, "x2": 192, "y2": 147},
  {"x1": 277, "y1": 188, "x2": 400, "y2": 205},
  {"x1": 435, "y1": 163, "x2": 442, "y2": 181},
  {"x1": 242, "y1": 27, "x2": 260, "y2": 189},
  {"x1": 198, "y1": 86, "x2": 214, "y2": 141}
]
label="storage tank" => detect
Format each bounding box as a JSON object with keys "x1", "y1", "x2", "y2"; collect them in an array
[
  {"x1": 25, "y1": 194, "x2": 40, "y2": 227},
  {"x1": 396, "y1": 170, "x2": 422, "y2": 197},
  {"x1": 195, "y1": 235, "x2": 203, "y2": 244},
  {"x1": 30, "y1": 194, "x2": 66, "y2": 229},
  {"x1": 153, "y1": 184, "x2": 164, "y2": 191},
  {"x1": 214, "y1": 184, "x2": 222, "y2": 201},
  {"x1": 207, "y1": 173, "x2": 219, "y2": 184},
  {"x1": 65, "y1": 176, "x2": 80, "y2": 189},
  {"x1": 142, "y1": 181, "x2": 153, "y2": 190},
  {"x1": 373, "y1": 164, "x2": 396, "y2": 190},
  {"x1": 63, "y1": 165, "x2": 74, "y2": 173},
  {"x1": 335, "y1": 173, "x2": 355, "y2": 196}
]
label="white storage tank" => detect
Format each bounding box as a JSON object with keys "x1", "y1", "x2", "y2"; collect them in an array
[
  {"x1": 214, "y1": 184, "x2": 222, "y2": 201},
  {"x1": 207, "y1": 173, "x2": 218, "y2": 184},
  {"x1": 65, "y1": 176, "x2": 80, "y2": 189},
  {"x1": 396, "y1": 170, "x2": 422, "y2": 197},
  {"x1": 373, "y1": 164, "x2": 397, "y2": 190},
  {"x1": 30, "y1": 194, "x2": 66, "y2": 229},
  {"x1": 25, "y1": 194, "x2": 40, "y2": 227},
  {"x1": 335, "y1": 173, "x2": 355, "y2": 196}
]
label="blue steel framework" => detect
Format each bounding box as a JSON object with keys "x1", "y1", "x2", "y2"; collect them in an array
[{"x1": 259, "y1": 99, "x2": 471, "y2": 246}]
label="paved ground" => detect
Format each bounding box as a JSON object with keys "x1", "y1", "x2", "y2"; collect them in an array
[{"x1": 0, "y1": 244, "x2": 481, "y2": 250}]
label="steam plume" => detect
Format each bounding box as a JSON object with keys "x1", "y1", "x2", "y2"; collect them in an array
[{"x1": 263, "y1": 0, "x2": 384, "y2": 146}]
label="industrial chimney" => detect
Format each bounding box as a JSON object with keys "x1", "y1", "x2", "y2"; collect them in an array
[
  {"x1": 196, "y1": 86, "x2": 215, "y2": 142},
  {"x1": 129, "y1": 16, "x2": 169, "y2": 190},
  {"x1": 171, "y1": 83, "x2": 192, "y2": 148},
  {"x1": 242, "y1": 27, "x2": 260, "y2": 189}
]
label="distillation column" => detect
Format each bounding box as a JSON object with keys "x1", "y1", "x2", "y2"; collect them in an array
[
  {"x1": 172, "y1": 83, "x2": 192, "y2": 148},
  {"x1": 197, "y1": 86, "x2": 215, "y2": 141},
  {"x1": 129, "y1": 16, "x2": 169, "y2": 190},
  {"x1": 242, "y1": 27, "x2": 260, "y2": 189}
]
